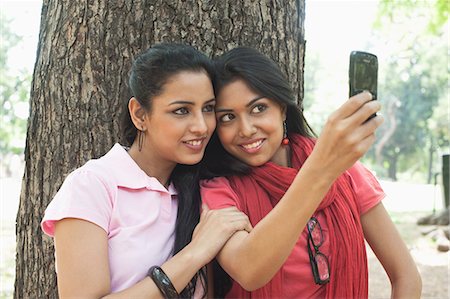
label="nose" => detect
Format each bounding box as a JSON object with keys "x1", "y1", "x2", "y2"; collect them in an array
[
  {"x1": 238, "y1": 117, "x2": 257, "y2": 138},
  {"x1": 189, "y1": 112, "x2": 208, "y2": 135}
]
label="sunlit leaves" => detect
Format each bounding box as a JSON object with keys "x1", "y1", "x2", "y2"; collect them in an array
[{"x1": 0, "y1": 14, "x2": 31, "y2": 155}]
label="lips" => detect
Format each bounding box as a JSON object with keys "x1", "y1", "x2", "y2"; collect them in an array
[
  {"x1": 239, "y1": 138, "x2": 264, "y2": 153},
  {"x1": 183, "y1": 138, "x2": 207, "y2": 151}
]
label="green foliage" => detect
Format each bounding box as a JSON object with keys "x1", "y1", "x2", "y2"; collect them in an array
[
  {"x1": 377, "y1": 49, "x2": 444, "y2": 173},
  {"x1": 430, "y1": 95, "x2": 450, "y2": 149},
  {"x1": 368, "y1": 1, "x2": 449, "y2": 182},
  {"x1": 376, "y1": 0, "x2": 449, "y2": 35},
  {"x1": 303, "y1": 52, "x2": 321, "y2": 112},
  {"x1": 0, "y1": 14, "x2": 31, "y2": 155}
]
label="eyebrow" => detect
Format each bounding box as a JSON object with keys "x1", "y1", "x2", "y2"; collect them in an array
[
  {"x1": 168, "y1": 98, "x2": 216, "y2": 106},
  {"x1": 215, "y1": 96, "x2": 265, "y2": 113}
]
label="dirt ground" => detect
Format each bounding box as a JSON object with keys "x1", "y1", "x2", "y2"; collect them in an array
[{"x1": 367, "y1": 211, "x2": 449, "y2": 299}]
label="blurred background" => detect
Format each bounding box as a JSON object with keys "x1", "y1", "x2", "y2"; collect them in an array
[{"x1": 1, "y1": 0, "x2": 448, "y2": 298}]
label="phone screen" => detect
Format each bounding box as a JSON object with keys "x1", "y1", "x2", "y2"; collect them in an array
[
  {"x1": 349, "y1": 51, "x2": 378, "y2": 98},
  {"x1": 353, "y1": 58, "x2": 377, "y2": 93}
]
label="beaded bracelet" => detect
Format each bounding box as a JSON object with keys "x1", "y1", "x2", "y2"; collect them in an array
[{"x1": 148, "y1": 266, "x2": 180, "y2": 298}]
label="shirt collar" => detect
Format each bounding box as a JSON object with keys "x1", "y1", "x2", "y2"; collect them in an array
[{"x1": 102, "y1": 144, "x2": 177, "y2": 196}]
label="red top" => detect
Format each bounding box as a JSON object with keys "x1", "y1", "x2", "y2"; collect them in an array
[{"x1": 201, "y1": 161, "x2": 384, "y2": 299}]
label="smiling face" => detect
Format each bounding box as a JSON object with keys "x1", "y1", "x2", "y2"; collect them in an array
[
  {"x1": 215, "y1": 79, "x2": 287, "y2": 167},
  {"x1": 140, "y1": 70, "x2": 216, "y2": 168}
]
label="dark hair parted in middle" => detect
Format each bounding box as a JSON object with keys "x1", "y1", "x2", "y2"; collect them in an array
[{"x1": 201, "y1": 47, "x2": 315, "y2": 179}]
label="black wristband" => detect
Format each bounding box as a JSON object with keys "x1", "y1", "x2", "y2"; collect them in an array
[{"x1": 148, "y1": 266, "x2": 179, "y2": 299}]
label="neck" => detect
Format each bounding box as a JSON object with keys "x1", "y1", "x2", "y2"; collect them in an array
[
  {"x1": 127, "y1": 142, "x2": 175, "y2": 188},
  {"x1": 270, "y1": 144, "x2": 291, "y2": 167}
]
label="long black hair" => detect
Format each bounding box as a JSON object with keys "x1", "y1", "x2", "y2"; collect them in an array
[
  {"x1": 122, "y1": 43, "x2": 214, "y2": 298},
  {"x1": 202, "y1": 47, "x2": 315, "y2": 179}
]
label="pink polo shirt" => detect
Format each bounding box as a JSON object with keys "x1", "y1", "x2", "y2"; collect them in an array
[{"x1": 41, "y1": 144, "x2": 178, "y2": 293}]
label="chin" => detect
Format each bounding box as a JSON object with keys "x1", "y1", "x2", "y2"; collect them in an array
[
  {"x1": 179, "y1": 155, "x2": 204, "y2": 166},
  {"x1": 242, "y1": 157, "x2": 268, "y2": 167}
]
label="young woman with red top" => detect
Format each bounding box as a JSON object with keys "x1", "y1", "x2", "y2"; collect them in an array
[
  {"x1": 200, "y1": 47, "x2": 421, "y2": 298},
  {"x1": 41, "y1": 44, "x2": 252, "y2": 298}
]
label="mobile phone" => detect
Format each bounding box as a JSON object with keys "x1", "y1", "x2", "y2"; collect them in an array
[
  {"x1": 349, "y1": 51, "x2": 378, "y2": 120},
  {"x1": 349, "y1": 51, "x2": 378, "y2": 100}
]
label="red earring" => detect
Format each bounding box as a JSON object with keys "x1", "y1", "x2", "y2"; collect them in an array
[{"x1": 282, "y1": 121, "x2": 289, "y2": 145}]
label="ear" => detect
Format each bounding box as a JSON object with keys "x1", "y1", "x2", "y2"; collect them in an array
[{"x1": 128, "y1": 97, "x2": 147, "y2": 131}]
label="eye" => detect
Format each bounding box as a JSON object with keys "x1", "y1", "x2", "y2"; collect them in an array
[
  {"x1": 202, "y1": 104, "x2": 215, "y2": 112},
  {"x1": 173, "y1": 107, "x2": 189, "y2": 115},
  {"x1": 218, "y1": 113, "x2": 235, "y2": 123},
  {"x1": 251, "y1": 104, "x2": 267, "y2": 114}
]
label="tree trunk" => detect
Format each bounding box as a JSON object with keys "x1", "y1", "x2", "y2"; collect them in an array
[
  {"x1": 375, "y1": 97, "x2": 398, "y2": 168},
  {"x1": 15, "y1": 0, "x2": 306, "y2": 297},
  {"x1": 388, "y1": 156, "x2": 398, "y2": 181},
  {"x1": 427, "y1": 136, "x2": 434, "y2": 184}
]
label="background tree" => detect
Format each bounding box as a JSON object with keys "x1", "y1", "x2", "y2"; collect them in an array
[
  {"x1": 367, "y1": 0, "x2": 449, "y2": 182},
  {"x1": 372, "y1": 39, "x2": 447, "y2": 181},
  {"x1": 303, "y1": 51, "x2": 322, "y2": 128},
  {"x1": 15, "y1": 0, "x2": 306, "y2": 297},
  {"x1": 377, "y1": 0, "x2": 449, "y2": 34}
]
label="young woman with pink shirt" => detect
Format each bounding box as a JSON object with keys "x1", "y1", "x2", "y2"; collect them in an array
[
  {"x1": 41, "y1": 44, "x2": 252, "y2": 298},
  {"x1": 200, "y1": 47, "x2": 422, "y2": 298}
]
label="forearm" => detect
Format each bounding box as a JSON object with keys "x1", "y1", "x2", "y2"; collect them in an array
[
  {"x1": 390, "y1": 271, "x2": 422, "y2": 299},
  {"x1": 104, "y1": 244, "x2": 205, "y2": 299},
  {"x1": 219, "y1": 159, "x2": 334, "y2": 289},
  {"x1": 388, "y1": 239, "x2": 422, "y2": 299}
]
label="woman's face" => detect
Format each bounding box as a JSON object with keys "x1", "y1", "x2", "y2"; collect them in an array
[
  {"x1": 215, "y1": 79, "x2": 286, "y2": 167},
  {"x1": 143, "y1": 70, "x2": 216, "y2": 166}
]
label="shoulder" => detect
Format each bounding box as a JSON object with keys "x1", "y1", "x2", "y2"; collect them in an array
[
  {"x1": 200, "y1": 177, "x2": 242, "y2": 210},
  {"x1": 52, "y1": 150, "x2": 121, "y2": 209},
  {"x1": 41, "y1": 145, "x2": 135, "y2": 237},
  {"x1": 346, "y1": 161, "x2": 386, "y2": 214},
  {"x1": 346, "y1": 161, "x2": 382, "y2": 189},
  {"x1": 54, "y1": 159, "x2": 116, "y2": 201},
  {"x1": 69, "y1": 143, "x2": 130, "y2": 189},
  {"x1": 42, "y1": 165, "x2": 116, "y2": 238},
  {"x1": 200, "y1": 176, "x2": 233, "y2": 189}
]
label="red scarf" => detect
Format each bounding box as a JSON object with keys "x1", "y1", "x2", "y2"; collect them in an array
[{"x1": 227, "y1": 134, "x2": 368, "y2": 298}]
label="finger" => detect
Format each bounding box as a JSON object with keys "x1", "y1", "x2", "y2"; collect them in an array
[
  {"x1": 342, "y1": 114, "x2": 382, "y2": 156},
  {"x1": 230, "y1": 220, "x2": 252, "y2": 235},
  {"x1": 211, "y1": 206, "x2": 243, "y2": 217},
  {"x1": 355, "y1": 133, "x2": 377, "y2": 157},
  {"x1": 244, "y1": 222, "x2": 253, "y2": 233},
  {"x1": 354, "y1": 113, "x2": 384, "y2": 140},
  {"x1": 337, "y1": 91, "x2": 374, "y2": 119},
  {"x1": 349, "y1": 100, "x2": 381, "y2": 126},
  {"x1": 229, "y1": 214, "x2": 253, "y2": 233}
]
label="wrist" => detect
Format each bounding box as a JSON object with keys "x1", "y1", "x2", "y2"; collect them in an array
[
  {"x1": 147, "y1": 266, "x2": 179, "y2": 299},
  {"x1": 298, "y1": 156, "x2": 336, "y2": 190},
  {"x1": 177, "y1": 242, "x2": 208, "y2": 270}
]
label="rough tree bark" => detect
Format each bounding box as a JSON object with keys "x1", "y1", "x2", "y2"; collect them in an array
[{"x1": 15, "y1": 0, "x2": 306, "y2": 297}]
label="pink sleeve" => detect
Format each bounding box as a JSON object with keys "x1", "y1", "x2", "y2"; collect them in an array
[
  {"x1": 347, "y1": 161, "x2": 385, "y2": 215},
  {"x1": 41, "y1": 169, "x2": 114, "y2": 237},
  {"x1": 200, "y1": 177, "x2": 242, "y2": 210}
]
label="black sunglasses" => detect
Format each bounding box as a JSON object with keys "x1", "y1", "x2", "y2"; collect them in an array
[{"x1": 307, "y1": 217, "x2": 330, "y2": 285}]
